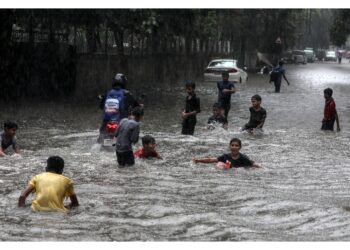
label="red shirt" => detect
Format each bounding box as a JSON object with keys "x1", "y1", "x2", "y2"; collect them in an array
[
  {"x1": 134, "y1": 148, "x2": 160, "y2": 159},
  {"x1": 324, "y1": 98, "x2": 336, "y2": 121}
]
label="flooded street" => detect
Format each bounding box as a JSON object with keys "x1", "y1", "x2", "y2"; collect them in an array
[{"x1": 2, "y1": 61, "x2": 350, "y2": 241}]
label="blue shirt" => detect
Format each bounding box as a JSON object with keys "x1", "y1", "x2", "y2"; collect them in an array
[
  {"x1": 275, "y1": 66, "x2": 285, "y2": 82},
  {"x1": 217, "y1": 80, "x2": 235, "y2": 103}
]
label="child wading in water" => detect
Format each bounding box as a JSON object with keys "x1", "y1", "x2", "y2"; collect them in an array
[
  {"x1": 321, "y1": 88, "x2": 340, "y2": 131},
  {"x1": 181, "y1": 81, "x2": 201, "y2": 135},
  {"x1": 206, "y1": 103, "x2": 228, "y2": 130},
  {"x1": 18, "y1": 156, "x2": 79, "y2": 212},
  {"x1": 134, "y1": 135, "x2": 162, "y2": 159},
  {"x1": 193, "y1": 138, "x2": 261, "y2": 169},
  {"x1": 242, "y1": 94, "x2": 266, "y2": 133},
  {"x1": 0, "y1": 121, "x2": 20, "y2": 157}
]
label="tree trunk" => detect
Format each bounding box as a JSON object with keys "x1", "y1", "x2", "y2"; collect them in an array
[{"x1": 112, "y1": 25, "x2": 127, "y2": 71}]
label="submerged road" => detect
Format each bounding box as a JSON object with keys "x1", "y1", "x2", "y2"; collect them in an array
[{"x1": 1, "y1": 60, "x2": 350, "y2": 240}]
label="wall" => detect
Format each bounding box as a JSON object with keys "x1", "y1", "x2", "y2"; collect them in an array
[{"x1": 74, "y1": 53, "x2": 231, "y2": 102}]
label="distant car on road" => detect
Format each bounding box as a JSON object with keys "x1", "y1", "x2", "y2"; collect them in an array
[
  {"x1": 325, "y1": 51, "x2": 337, "y2": 62},
  {"x1": 304, "y1": 48, "x2": 316, "y2": 62},
  {"x1": 346, "y1": 51, "x2": 350, "y2": 59},
  {"x1": 204, "y1": 59, "x2": 248, "y2": 83},
  {"x1": 292, "y1": 50, "x2": 307, "y2": 64}
]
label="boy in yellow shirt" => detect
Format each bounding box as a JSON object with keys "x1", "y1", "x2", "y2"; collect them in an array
[{"x1": 18, "y1": 156, "x2": 79, "y2": 212}]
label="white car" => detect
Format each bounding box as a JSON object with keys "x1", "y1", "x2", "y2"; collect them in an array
[
  {"x1": 204, "y1": 59, "x2": 248, "y2": 83},
  {"x1": 325, "y1": 51, "x2": 337, "y2": 62}
]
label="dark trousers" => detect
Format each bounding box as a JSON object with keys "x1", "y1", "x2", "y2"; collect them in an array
[
  {"x1": 116, "y1": 150, "x2": 135, "y2": 166},
  {"x1": 274, "y1": 80, "x2": 281, "y2": 93},
  {"x1": 182, "y1": 118, "x2": 196, "y2": 135},
  {"x1": 321, "y1": 119, "x2": 335, "y2": 131},
  {"x1": 220, "y1": 101, "x2": 231, "y2": 118}
]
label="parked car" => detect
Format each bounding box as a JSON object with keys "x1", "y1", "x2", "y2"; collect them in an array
[
  {"x1": 282, "y1": 50, "x2": 294, "y2": 64},
  {"x1": 304, "y1": 48, "x2": 316, "y2": 62},
  {"x1": 346, "y1": 51, "x2": 350, "y2": 59},
  {"x1": 292, "y1": 50, "x2": 307, "y2": 64},
  {"x1": 204, "y1": 59, "x2": 248, "y2": 83},
  {"x1": 325, "y1": 51, "x2": 337, "y2": 62}
]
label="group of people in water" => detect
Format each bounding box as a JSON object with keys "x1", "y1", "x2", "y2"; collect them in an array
[{"x1": 0, "y1": 61, "x2": 341, "y2": 212}]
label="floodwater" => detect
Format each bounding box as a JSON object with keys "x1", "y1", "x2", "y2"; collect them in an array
[{"x1": 2, "y1": 61, "x2": 350, "y2": 241}]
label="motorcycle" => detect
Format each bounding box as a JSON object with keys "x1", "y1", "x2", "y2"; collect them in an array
[
  {"x1": 97, "y1": 95, "x2": 120, "y2": 150},
  {"x1": 98, "y1": 121, "x2": 118, "y2": 149}
]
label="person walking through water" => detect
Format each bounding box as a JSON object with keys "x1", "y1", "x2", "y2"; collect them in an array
[
  {"x1": 321, "y1": 88, "x2": 340, "y2": 132},
  {"x1": 217, "y1": 72, "x2": 236, "y2": 118},
  {"x1": 270, "y1": 60, "x2": 290, "y2": 93}
]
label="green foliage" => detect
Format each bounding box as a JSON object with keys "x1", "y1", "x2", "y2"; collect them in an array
[{"x1": 330, "y1": 9, "x2": 350, "y2": 46}]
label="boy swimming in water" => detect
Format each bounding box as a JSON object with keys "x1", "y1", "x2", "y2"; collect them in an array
[
  {"x1": 242, "y1": 94, "x2": 266, "y2": 133},
  {"x1": 134, "y1": 135, "x2": 162, "y2": 159},
  {"x1": 193, "y1": 138, "x2": 261, "y2": 169},
  {"x1": 18, "y1": 156, "x2": 79, "y2": 212},
  {"x1": 0, "y1": 121, "x2": 20, "y2": 157}
]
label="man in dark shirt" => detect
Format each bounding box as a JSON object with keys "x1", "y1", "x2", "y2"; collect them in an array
[
  {"x1": 242, "y1": 94, "x2": 267, "y2": 132},
  {"x1": 181, "y1": 81, "x2": 201, "y2": 135},
  {"x1": 217, "y1": 72, "x2": 236, "y2": 119}
]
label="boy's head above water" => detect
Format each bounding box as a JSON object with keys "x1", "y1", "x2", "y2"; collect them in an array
[
  {"x1": 251, "y1": 94, "x2": 262, "y2": 108},
  {"x1": 212, "y1": 103, "x2": 223, "y2": 116},
  {"x1": 4, "y1": 121, "x2": 18, "y2": 137},
  {"x1": 229, "y1": 138, "x2": 242, "y2": 153},
  {"x1": 142, "y1": 135, "x2": 157, "y2": 152},
  {"x1": 46, "y1": 156, "x2": 65, "y2": 174}
]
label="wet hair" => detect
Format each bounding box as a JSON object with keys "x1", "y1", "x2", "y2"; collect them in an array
[
  {"x1": 142, "y1": 135, "x2": 156, "y2": 145},
  {"x1": 185, "y1": 81, "x2": 195, "y2": 89},
  {"x1": 229, "y1": 138, "x2": 242, "y2": 147},
  {"x1": 222, "y1": 71, "x2": 229, "y2": 77},
  {"x1": 4, "y1": 121, "x2": 18, "y2": 130},
  {"x1": 46, "y1": 156, "x2": 64, "y2": 174},
  {"x1": 324, "y1": 88, "x2": 333, "y2": 97},
  {"x1": 251, "y1": 94, "x2": 262, "y2": 102},
  {"x1": 131, "y1": 106, "x2": 144, "y2": 119},
  {"x1": 212, "y1": 103, "x2": 222, "y2": 109}
]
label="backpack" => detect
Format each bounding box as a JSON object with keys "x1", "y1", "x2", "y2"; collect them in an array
[
  {"x1": 269, "y1": 68, "x2": 279, "y2": 83},
  {"x1": 103, "y1": 88, "x2": 125, "y2": 122}
]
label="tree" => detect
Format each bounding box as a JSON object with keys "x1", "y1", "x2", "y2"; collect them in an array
[{"x1": 330, "y1": 9, "x2": 350, "y2": 47}]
